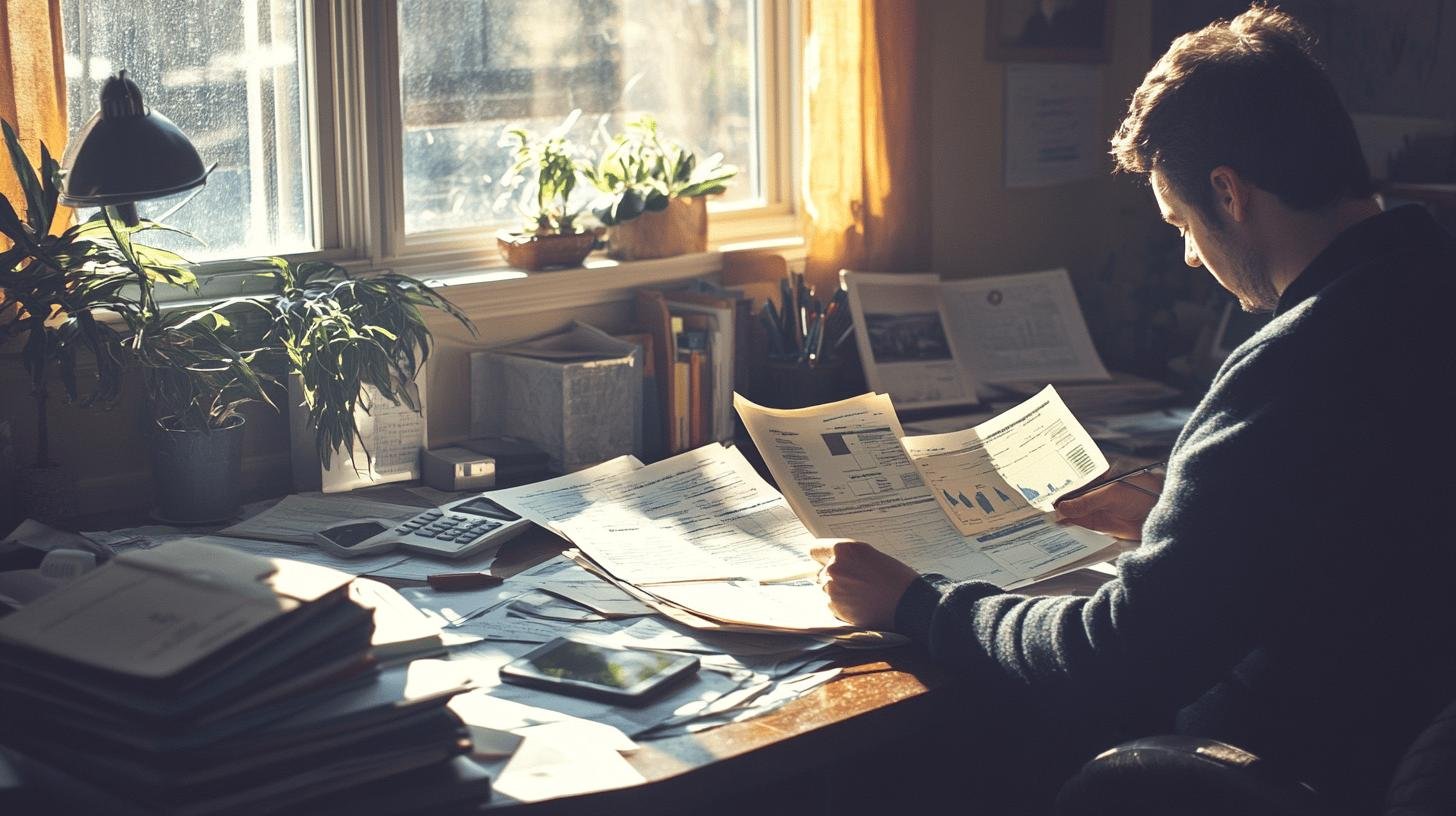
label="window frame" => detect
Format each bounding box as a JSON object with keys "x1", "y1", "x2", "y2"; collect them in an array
[{"x1": 160, "y1": 0, "x2": 800, "y2": 303}]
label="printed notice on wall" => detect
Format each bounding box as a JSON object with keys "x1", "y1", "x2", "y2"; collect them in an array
[{"x1": 1003, "y1": 64, "x2": 1103, "y2": 188}]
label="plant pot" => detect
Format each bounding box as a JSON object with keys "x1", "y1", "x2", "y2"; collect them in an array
[
  {"x1": 497, "y1": 230, "x2": 598, "y2": 271},
  {"x1": 151, "y1": 415, "x2": 246, "y2": 524},
  {"x1": 607, "y1": 196, "x2": 709, "y2": 261},
  {"x1": 16, "y1": 463, "x2": 75, "y2": 525}
]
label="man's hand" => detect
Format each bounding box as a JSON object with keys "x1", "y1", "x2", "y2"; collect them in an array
[
  {"x1": 809, "y1": 540, "x2": 921, "y2": 631},
  {"x1": 1054, "y1": 473, "x2": 1163, "y2": 541}
]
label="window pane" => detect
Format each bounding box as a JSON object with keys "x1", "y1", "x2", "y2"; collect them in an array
[
  {"x1": 398, "y1": 0, "x2": 760, "y2": 236},
  {"x1": 61, "y1": 0, "x2": 315, "y2": 261}
]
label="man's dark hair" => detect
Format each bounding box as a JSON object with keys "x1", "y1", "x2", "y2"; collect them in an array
[{"x1": 1111, "y1": 5, "x2": 1373, "y2": 220}]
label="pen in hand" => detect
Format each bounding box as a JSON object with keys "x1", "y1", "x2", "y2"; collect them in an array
[{"x1": 1057, "y1": 460, "x2": 1166, "y2": 503}]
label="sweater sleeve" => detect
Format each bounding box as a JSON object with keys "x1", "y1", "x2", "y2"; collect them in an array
[{"x1": 890, "y1": 337, "x2": 1340, "y2": 743}]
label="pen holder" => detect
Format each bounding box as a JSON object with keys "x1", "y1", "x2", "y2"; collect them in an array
[{"x1": 750, "y1": 358, "x2": 860, "y2": 409}]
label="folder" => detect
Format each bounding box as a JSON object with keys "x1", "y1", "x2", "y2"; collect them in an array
[{"x1": 0, "y1": 538, "x2": 358, "y2": 682}]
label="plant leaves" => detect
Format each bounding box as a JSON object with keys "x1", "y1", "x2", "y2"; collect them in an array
[{"x1": 1, "y1": 120, "x2": 49, "y2": 236}]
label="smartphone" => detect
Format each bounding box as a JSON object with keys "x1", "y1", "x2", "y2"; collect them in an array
[{"x1": 499, "y1": 637, "x2": 699, "y2": 706}]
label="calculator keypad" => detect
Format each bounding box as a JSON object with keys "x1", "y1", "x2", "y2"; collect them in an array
[{"x1": 395, "y1": 511, "x2": 501, "y2": 544}]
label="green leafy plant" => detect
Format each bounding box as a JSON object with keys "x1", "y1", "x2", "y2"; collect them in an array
[
  {"x1": 263, "y1": 260, "x2": 475, "y2": 469},
  {"x1": 1, "y1": 118, "x2": 475, "y2": 478},
  {"x1": 58, "y1": 192, "x2": 276, "y2": 435},
  {"x1": 0, "y1": 121, "x2": 172, "y2": 465},
  {"x1": 499, "y1": 110, "x2": 594, "y2": 236},
  {"x1": 584, "y1": 115, "x2": 738, "y2": 225}
]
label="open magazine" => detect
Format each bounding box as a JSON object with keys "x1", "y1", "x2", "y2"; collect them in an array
[
  {"x1": 734, "y1": 385, "x2": 1115, "y2": 589},
  {"x1": 842, "y1": 268, "x2": 1111, "y2": 410}
]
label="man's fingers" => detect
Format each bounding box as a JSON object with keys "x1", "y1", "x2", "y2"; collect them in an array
[
  {"x1": 1056, "y1": 494, "x2": 1093, "y2": 517},
  {"x1": 810, "y1": 543, "x2": 835, "y2": 565}
]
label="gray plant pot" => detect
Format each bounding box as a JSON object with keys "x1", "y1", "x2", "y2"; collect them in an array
[
  {"x1": 16, "y1": 463, "x2": 75, "y2": 526},
  {"x1": 151, "y1": 416, "x2": 246, "y2": 524}
]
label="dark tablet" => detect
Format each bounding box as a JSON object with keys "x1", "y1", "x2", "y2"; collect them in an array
[{"x1": 499, "y1": 637, "x2": 699, "y2": 706}]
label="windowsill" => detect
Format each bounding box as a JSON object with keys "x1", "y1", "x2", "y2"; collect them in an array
[
  {"x1": 162, "y1": 233, "x2": 806, "y2": 320},
  {"x1": 422, "y1": 234, "x2": 805, "y2": 319}
]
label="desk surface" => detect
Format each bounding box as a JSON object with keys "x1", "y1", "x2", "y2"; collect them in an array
[
  {"x1": 486, "y1": 529, "x2": 1121, "y2": 812},
  {"x1": 61, "y1": 483, "x2": 1126, "y2": 813}
]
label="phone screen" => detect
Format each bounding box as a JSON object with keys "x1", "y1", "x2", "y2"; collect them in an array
[{"x1": 503, "y1": 638, "x2": 701, "y2": 702}]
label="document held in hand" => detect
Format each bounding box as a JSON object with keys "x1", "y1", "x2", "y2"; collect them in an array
[
  {"x1": 489, "y1": 387, "x2": 1115, "y2": 635},
  {"x1": 735, "y1": 385, "x2": 1114, "y2": 589}
]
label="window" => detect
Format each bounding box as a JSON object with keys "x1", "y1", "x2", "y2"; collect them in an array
[
  {"x1": 54, "y1": 0, "x2": 793, "y2": 276},
  {"x1": 62, "y1": 0, "x2": 315, "y2": 261},
  {"x1": 397, "y1": 0, "x2": 761, "y2": 236}
]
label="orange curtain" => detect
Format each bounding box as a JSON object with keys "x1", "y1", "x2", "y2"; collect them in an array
[
  {"x1": 0, "y1": 0, "x2": 69, "y2": 235},
  {"x1": 802, "y1": 0, "x2": 929, "y2": 293}
]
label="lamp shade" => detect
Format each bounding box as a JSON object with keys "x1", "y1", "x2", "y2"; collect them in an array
[{"x1": 59, "y1": 71, "x2": 208, "y2": 208}]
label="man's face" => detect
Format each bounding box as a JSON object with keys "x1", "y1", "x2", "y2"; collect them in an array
[{"x1": 1150, "y1": 170, "x2": 1278, "y2": 313}]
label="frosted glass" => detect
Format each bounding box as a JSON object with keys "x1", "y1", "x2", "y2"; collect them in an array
[
  {"x1": 398, "y1": 0, "x2": 760, "y2": 235},
  {"x1": 61, "y1": 0, "x2": 315, "y2": 261}
]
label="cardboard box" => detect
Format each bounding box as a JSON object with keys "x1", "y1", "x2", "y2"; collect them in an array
[{"x1": 470, "y1": 323, "x2": 641, "y2": 473}]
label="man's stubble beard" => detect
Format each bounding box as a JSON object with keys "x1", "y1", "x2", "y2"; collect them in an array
[{"x1": 1227, "y1": 243, "x2": 1280, "y2": 314}]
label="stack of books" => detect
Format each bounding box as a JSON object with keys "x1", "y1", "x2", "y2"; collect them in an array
[
  {"x1": 0, "y1": 539, "x2": 486, "y2": 814},
  {"x1": 635, "y1": 281, "x2": 753, "y2": 456}
]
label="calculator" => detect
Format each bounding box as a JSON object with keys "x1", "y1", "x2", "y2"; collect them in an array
[{"x1": 313, "y1": 495, "x2": 532, "y2": 560}]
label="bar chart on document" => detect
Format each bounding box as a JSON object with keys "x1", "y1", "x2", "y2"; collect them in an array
[{"x1": 900, "y1": 385, "x2": 1109, "y2": 537}]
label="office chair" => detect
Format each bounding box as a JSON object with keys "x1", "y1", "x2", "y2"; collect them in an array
[{"x1": 1055, "y1": 695, "x2": 1456, "y2": 816}]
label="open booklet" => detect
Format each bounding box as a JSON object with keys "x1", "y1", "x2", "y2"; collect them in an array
[
  {"x1": 842, "y1": 268, "x2": 1111, "y2": 410},
  {"x1": 489, "y1": 386, "x2": 1116, "y2": 636}
]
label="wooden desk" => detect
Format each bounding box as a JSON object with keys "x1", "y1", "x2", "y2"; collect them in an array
[
  {"x1": 486, "y1": 530, "x2": 1122, "y2": 814},
  {"x1": 62, "y1": 490, "x2": 1125, "y2": 814}
]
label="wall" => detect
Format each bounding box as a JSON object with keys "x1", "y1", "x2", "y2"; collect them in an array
[
  {"x1": 928, "y1": 1, "x2": 1193, "y2": 372},
  {"x1": 929, "y1": 1, "x2": 1155, "y2": 276}
]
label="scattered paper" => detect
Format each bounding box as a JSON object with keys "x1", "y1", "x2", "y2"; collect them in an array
[
  {"x1": 218, "y1": 495, "x2": 422, "y2": 545},
  {"x1": 466, "y1": 724, "x2": 524, "y2": 759},
  {"x1": 492, "y1": 735, "x2": 644, "y2": 803},
  {"x1": 169, "y1": 534, "x2": 411, "y2": 577},
  {"x1": 491, "y1": 447, "x2": 822, "y2": 586}
]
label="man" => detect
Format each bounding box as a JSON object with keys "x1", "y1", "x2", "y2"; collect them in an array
[{"x1": 813, "y1": 6, "x2": 1456, "y2": 811}]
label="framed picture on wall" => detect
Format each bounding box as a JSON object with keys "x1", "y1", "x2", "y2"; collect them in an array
[{"x1": 987, "y1": 0, "x2": 1113, "y2": 62}]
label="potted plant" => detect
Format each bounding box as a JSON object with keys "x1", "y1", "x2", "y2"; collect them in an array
[
  {"x1": 495, "y1": 111, "x2": 599, "y2": 270},
  {"x1": 585, "y1": 115, "x2": 738, "y2": 261},
  {"x1": 262, "y1": 259, "x2": 474, "y2": 484},
  {"x1": 86, "y1": 210, "x2": 277, "y2": 523},
  {"x1": 111, "y1": 247, "x2": 475, "y2": 518},
  {"x1": 0, "y1": 122, "x2": 140, "y2": 521}
]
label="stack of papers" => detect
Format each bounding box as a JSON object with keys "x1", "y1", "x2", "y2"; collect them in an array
[
  {"x1": 488, "y1": 447, "x2": 852, "y2": 635},
  {"x1": 486, "y1": 386, "x2": 1116, "y2": 636},
  {"x1": 0, "y1": 539, "x2": 482, "y2": 815},
  {"x1": 403, "y1": 555, "x2": 839, "y2": 731}
]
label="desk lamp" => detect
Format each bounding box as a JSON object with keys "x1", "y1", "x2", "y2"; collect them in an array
[{"x1": 58, "y1": 71, "x2": 209, "y2": 226}]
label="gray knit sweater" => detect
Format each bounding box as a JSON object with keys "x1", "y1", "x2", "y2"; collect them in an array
[{"x1": 895, "y1": 205, "x2": 1456, "y2": 811}]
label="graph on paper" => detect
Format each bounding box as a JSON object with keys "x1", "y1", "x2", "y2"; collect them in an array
[{"x1": 899, "y1": 385, "x2": 1109, "y2": 536}]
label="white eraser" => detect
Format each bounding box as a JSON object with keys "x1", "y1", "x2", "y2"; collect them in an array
[{"x1": 38, "y1": 549, "x2": 98, "y2": 582}]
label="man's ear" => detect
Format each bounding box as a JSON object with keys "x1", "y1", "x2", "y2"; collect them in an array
[{"x1": 1208, "y1": 166, "x2": 1248, "y2": 224}]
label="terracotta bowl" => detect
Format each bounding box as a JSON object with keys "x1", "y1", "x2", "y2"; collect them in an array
[{"x1": 497, "y1": 230, "x2": 598, "y2": 270}]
